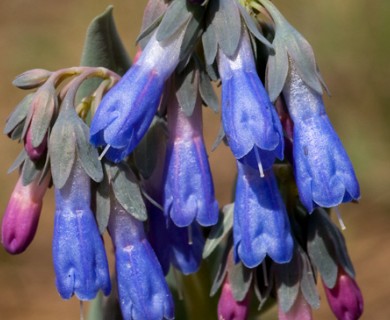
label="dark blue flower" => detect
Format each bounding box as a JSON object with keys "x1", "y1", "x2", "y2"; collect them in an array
[
  {"x1": 233, "y1": 161, "x2": 293, "y2": 268},
  {"x1": 148, "y1": 205, "x2": 204, "y2": 276},
  {"x1": 108, "y1": 200, "x2": 174, "y2": 320},
  {"x1": 90, "y1": 31, "x2": 185, "y2": 163},
  {"x1": 53, "y1": 159, "x2": 111, "y2": 300},
  {"x1": 163, "y1": 93, "x2": 218, "y2": 227},
  {"x1": 283, "y1": 63, "x2": 360, "y2": 212},
  {"x1": 218, "y1": 29, "x2": 284, "y2": 170}
]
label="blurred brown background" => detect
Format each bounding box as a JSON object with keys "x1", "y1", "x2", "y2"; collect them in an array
[{"x1": 0, "y1": 0, "x2": 389, "y2": 319}]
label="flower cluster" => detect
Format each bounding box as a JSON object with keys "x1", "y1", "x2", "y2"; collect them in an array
[{"x1": 2, "y1": 1, "x2": 363, "y2": 320}]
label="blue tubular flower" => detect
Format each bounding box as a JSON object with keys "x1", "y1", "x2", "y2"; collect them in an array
[
  {"x1": 163, "y1": 92, "x2": 218, "y2": 227},
  {"x1": 90, "y1": 30, "x2": 185, "y2": 163},
  {"x1": 233, "y1": 161, "x2": 293, "y2": 268},
  {"x1": 108, "y1": 200, "x2": 174, "y2": 320},
  {"x1": 148, "y1": 205, "x2": 204, "y2": 276},
  {"x1": 283, "y1": 63, "x2": 360, "y2": 212},
  {"x1": 53, "y1": 158, "x2": 110, "y2": 300},
  {"x1": 218, "y1": 28, "x2": 284, "y2": 169}
]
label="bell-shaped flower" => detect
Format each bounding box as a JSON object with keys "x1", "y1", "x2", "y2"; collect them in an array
[
  {"x1": 278, "y1": 292, "x2": 313, "y2": 320},
  {"x1": 52, "y1": 158, "x2": 111, "y2": 300},
  {"x1": 218, "y1": 28, "x2": 283, "y2": 170},
  {"x1": 233, "y1": 161, "x2": 293, "y2": 268},
  {"x1": 283, "y1": 62, "x2": 360, "y2": 212},
  {"x1": 217, "y1": 277, "x2": 250, "y2": 320},
  {"x1": 163, "y1": 91, "x2": 218, "y2": 227},
  {"x1": 148, "y1": 205, "x2": 204, "y2": 276},
  {"x1": 1, "y1": 173, "x2": 50, "y2": 254},
  {"x1": 90, "y1": 30, "x2": 185, "y2": 163},
  {"x1": 108, "y1": 199, "x2": 174, "y2": 320},
  {"x1": 323, "y1": 268, "x2": 363, "y2": 320}
]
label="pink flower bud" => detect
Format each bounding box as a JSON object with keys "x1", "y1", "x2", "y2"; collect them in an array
[
  {"x1": 218, "y1": 278, "x2": 250, "y2": 320},
  {"x1": 278, "y1": 292, "x2": 313, "y2": 320},
  {"x1": 1, "y1": 174, "x2": 50, "y2": 254},
  {"x1": 323, "y1": 268, "x2": 364, "y2": 320},
  {"x1": 24, "y1": 127, "x2": 48, "y2": 160}
]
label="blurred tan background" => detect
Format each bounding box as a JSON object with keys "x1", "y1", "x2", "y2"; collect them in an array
[{"x1": 0, "y1": 0, "x2": 389, "y2": 319}]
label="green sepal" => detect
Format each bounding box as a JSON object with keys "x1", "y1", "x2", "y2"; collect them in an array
[
  {"x1": 95, "y1": 165, "x2": 111, "y2": 235},
  {"x1": 210, "y1": 0, "x2": 242, "y2": 58},
  {"x1": 202, "y1": 20, "x2": 217, "y2": 66},
  {"x1": 253, "y1": 265, "x2": 274, "y2": 310},
  {"x1": 156, "y1": 0, "x2": 192, "y2": 43},
  {"x1": 175, "y1": 61, "x2": 199, "y2": 117},
  {"x1": 12, "y1": 69, "x2": 51, "y2": 90},
  {"x1": 29, "y1": 83, "x2": 57, "y2": 148},
  {"x1": 307, "y1": 208, "x2": 339, "y2": 289},
  {"x1": 209, "y1": 243, "x2": 230, "y2": 296},
  {"x1": 199, "y1": 68, "x2": 219, "y2": 112},
  {"x1": 4, "y1": 93, "x2": 34, "y2": 136},
  {"x1": 203, "y1": 203, "x2": 233, "y2": 259},
  {"x1": 274, "y1": 246, "x2": 301, "y2": 313},
  {"x1": 49, "y1": 107, "x2": 77, "y2": 189},
  {"x1": 228, "y1": 262, "x2": 253, "y2": 302},
  {"x1": 299, "y1": 246, "x2": 320, "y2": 309},
  {"x1": 21, "y1": 156, "x2": 45, "y2": 186},
  {"x1": 107, "y1": 162, "x2": 147, "y2": 221},
  {"x1": 7, "y1": 149, "x2": 28, "y2": 174}
]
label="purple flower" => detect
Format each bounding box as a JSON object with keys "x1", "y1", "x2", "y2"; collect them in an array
[
  {"x1": 278, "y1": 292, "x2": 313, "y2": 320},
  {"x1": 233, "y1": 161, "x2": 293, "y2": 268},
  {"x1": 108, "y1": 199, "x2": 174, "y2": 320},
  {"x1": 323, "y1": 268, "x2": 363, "y2": 320},
  {"x1": 52, "y1": 159, "x2": 111, "y2": 300},
  {"x1": 218, "y1": 29, "x2": 283, "y2": 170},
  {"x1": 148, "y1": 205, "x2": 204, "y2": 275},
  {"x1": 283, "y1": 62, "x2": 360, "y2": 212},
  {"x1": 90, "y1": 30, "x2": 185, "y2": 163},
  {"x1": 1, "y1": 174, "x2": 50, "y2": 254},
  {"x1": 218, "y1": 278, "x2": 250, "y2": 320},
  {"x1": 24, "y1": 127, "x2": 47, "y2": 160},
  {"x1": 163, "y1": 92, "x2": 218, "y2": 227}
]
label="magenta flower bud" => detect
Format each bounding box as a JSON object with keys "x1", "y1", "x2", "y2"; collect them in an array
[
  {"x1": 323, "y1": 268, "x2": 363, "y2": 320},
  {"x1": 278, "y1": 292, "x2": 313, "y2": 320},
  {"x1": 1, "y1": 174, "x2": 50, "y2": 254},
  {"x1": 24, "y1": 127, "x2": 48, "y2": 160},
  {"x1": 218, "y1": 278, "x2": 250, "y2": 320}
]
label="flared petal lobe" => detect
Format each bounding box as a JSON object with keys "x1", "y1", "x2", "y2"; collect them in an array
[
  {"x1": 53, "y1": 159, "x2": 111, "y2": 300},
  {"x1": 218, "y1": 29, "x2": 283, "y2": 165},
  {"x1": 1, "y1": 174, "x2": 50, "y2": 254},
  {"x1": 109, "y1": 201, "x2": 174, "y2": 320},
  {"x1": 233, "y1": 161, "x2": 293, "y2": 268},
  {"x1": 163, "y1": 93, "x2": 218, "y2": 227},
  {"x1": 283, "y1": 63, "x2": 360, "y2": 212},
  {"x1": 90, "y1": 31, "x2": 185, "y2": 163}
]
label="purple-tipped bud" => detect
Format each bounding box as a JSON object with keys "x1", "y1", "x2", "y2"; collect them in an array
[
  {"x1": 323, "y1": 268, "x2": 363, "y2": 320},
  {"x1": 218, "y1": 278, "x2": 250, "y2": 320},
  {"x1": 1, "y1": 174, "x2": 50, "y2": 254},
  {"x1": 53, "y1": 158, "x2": 111, "y2": 300},
  {"x1": 163, "y1": 91, "x2": 218, "y2": 227},
  {"x1": 278, "y1": 292, "x2": 313, "y2": 320},
  {"x1": 218, "y1": 28, "x2": 283, "y2": 168},
  {"x1": 283, "y1": 62, "x2": 360, "y2": 212},
  {"x1": 233, "y1": 161, "x2": 293, "y2": 267},
  {"x1": 108, "y1": 200, "x2": 174, "y2": 320},
  {"x1": 90, "y1": 29, "x2": 186, "y2": 163},
  {"x1": 24, "y1": 127, "x2": 47, "y2": 160}
]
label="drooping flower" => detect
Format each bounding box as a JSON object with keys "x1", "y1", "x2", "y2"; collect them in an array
[
  {"x1": 52, "y1": 158, "x2": 111, "y2": 300},
  {"x1": 218, "y1": 28, "x2": 283, "y2": 170},
  {"x1": 323, "y1": 268, "x2": 363, "y2": 320},
  {"x1": 108, "y1": 199, "x2": 174, "y2": 320},
  {"x1": 282, "y1": 62, "x2": 360, "y2": 212},
  {"x1": 1, "y1": 173, "x2": 50, "y2": 254},
  {"x1": 90, "y1": 29, "x2": 186, "y2": 163},
  {"x1": 148, "y1": 204, "x2": 204, "y2": 276},
  {"x1": 218, "y1": 277, "x2": 251, "y2": 320},
  {"x1": 163, "y1": 89, "x2": 218, "y2": 227},
  {"x1": 233, "y1": 161, "x2": 293, "y2": 268},
  {"x1": 278, "y1": 292, "x2": 313, "y2": 320}
]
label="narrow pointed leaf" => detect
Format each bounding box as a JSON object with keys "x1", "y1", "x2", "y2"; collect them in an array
[{"x1": 4, "y1": 93, "x2": 34, "y2": 135}]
